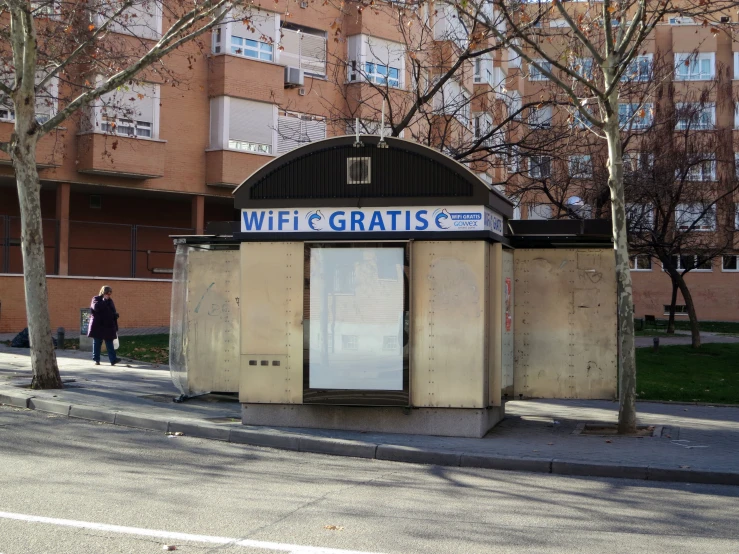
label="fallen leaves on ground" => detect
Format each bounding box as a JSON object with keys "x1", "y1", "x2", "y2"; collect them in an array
[{"x1": 324, "y1": 525, "x2": 344, "y2": 531}]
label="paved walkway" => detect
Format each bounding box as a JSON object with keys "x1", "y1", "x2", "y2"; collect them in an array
[{"x1": 1, "y1": 343, "x2": 738, "y2": 485}]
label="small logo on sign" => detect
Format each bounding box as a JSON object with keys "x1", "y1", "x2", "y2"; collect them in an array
[
  {"x1": 306, "y1": 210, "x2": 324, "y2": 231},
  {"x1": 433, "y1": 209, "x2": 452, "y2": 229}
]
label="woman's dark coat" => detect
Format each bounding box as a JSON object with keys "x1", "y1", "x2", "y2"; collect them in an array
[{"x1": 88, "y1": 296, "x2": 118, "y2": 341}]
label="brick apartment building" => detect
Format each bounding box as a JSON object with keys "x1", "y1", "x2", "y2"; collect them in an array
[{"x1": 0, "y1": 1, "x2": 737, "y2": 334}]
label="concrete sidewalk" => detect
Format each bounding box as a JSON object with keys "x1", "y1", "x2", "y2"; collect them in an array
[{"x1": 1, "y1": 343, "x2": 738, "y2": 486}]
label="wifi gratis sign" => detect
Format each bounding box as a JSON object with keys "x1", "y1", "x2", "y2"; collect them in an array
[{"x1": 240, "y1": 206, "x2": 504, "y2": 236}]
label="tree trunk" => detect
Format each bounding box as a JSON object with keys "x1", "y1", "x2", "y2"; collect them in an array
[
  {"x1": 603, "y1": 91, "x2": 637, "y2": 434},
  {"x1": 12, "y1": 133, "x2": 63, "y2": 389},
  {"x1": 666, "y1": 277, "x2": 678, "y2": 334},
  {"x1": 675, "y1": 273, "x2": 701, "y2": 348}
]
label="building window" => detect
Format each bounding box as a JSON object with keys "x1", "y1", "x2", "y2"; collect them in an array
[
  {"x1": 675, "y1": 52, "x2": 715, "y2": 81},
  {"x1": 528, "y1": 105, "x2": 552, "y2": 129},
  {"x1": 676, "y1": 103, "x2": 715, "y2": 130},
  {"x1": 626, "y1": 203, "x2": 655, "y2": 232},
  {"x1": 528, "y1": 156, "x2": 551, "y2": 179},
  {"x1": 619, "y1": 103, "x2": 652, "y2": 129},
  {"x1": 98, "y1": 82, "x2": 158, "y2": 139},
  {"x1": 364, "y1": 62, "x2": 400, "y2": 88},
  {"x1": 97, "y1": 0, "x2": 162, "y2": 40},
  {"x1": 629, "y1": 255, "x2": 652, "y2": 271},
  {"x1": 529, "y1": 59, "x2": 551, "y2": 81},
  {"x1": 277, "y1": 110, "x2": 326, "y2": 155},
  {"x1": 572, "y1": 57, "x2": 593, "y2": 79},
  {"x1": 722, "y1": 255, "x2": 739, "y2": 272},
  {"x1": 669, "y1": 255, "x2": 713, "y2": 272},
  {"x1": 569, "y1": 154, "x2": 592, "y2": 178},
  {"x1": 209, "y1": 97, "x2": 274, "y2": 154},
  {"x1": 622, "y1": 54, "x2": 652, "y2": 82},
  {"x1": 664, "y1": 304, "x2": 689, "y2": 315},
  {"x1": 280, "y1": 24, "x2": 327, "y2": 77},
  {"x1": 675, "y1": 203, "x2": 716, "y2": 231},
  {"x1": 682, "y1": 157, "x2": 716, "y2": 182},
  {"x1": 341, "y1": 335, "x2": 358, "y2": 350},
  {"x1": 1, "y1": 70, "x2": 58, "y2": 124},
  {"x1": 527, "y1": 203, "x2": 552, "y2": 220},
  {"x1": 231, "y1": 36, "x2": 273, "y2": 61},
  {"x1": 624, "y1": 152, "x2": 654, "y2": 173},
  {"x1": 473, "y1": 113, "x2": 497, "y2": 146},
  {"x1": 101, "y1": 116, "x2": 151, "y2": 138},
  {"x1": 474, "y1": 55, "x2": 493, "y2": 85}
]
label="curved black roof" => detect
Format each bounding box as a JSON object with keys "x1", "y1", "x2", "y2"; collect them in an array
[{"x1": 233, "y1": 135, "x2": 514, "y2": 218}]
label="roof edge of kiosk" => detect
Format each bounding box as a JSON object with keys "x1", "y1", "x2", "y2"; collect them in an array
[{"x1": 233, "y1": 135, "x2": 514, "y2": 218}]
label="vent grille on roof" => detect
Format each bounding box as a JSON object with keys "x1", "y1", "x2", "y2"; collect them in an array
[{"x1": 347, "y1": 157, "x2": 371, "y2": 184}]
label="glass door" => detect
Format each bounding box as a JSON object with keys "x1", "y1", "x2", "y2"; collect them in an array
[{"x1": 304, "y1": 243, "x2": 409, "y2": 405}]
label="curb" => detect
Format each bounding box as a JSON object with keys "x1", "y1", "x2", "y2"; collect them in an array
[{"x1": 2, "y1": 395, "x2": 739, "y2": 487}]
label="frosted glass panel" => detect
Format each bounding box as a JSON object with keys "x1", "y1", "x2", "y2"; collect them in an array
[{"x1": 309, "y1": 247, "x2": 404, "y2": 390}]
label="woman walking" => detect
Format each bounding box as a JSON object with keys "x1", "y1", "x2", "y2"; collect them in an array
[{"x1": 88, "y1": 286, "x2": 121, "y2": 366}]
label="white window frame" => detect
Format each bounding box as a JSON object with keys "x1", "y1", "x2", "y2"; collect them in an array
[
  {"x1": 663, "y1": 304, "x2": 689, "y2": 316},
  {"x1": 231, "y1": 35, "x2": 274, "y2": 62},
  {"x1": 618, "y1": 103, "x2": 653, "y2": 130},
  {"x1": 528, "y1": 156, "x2": 551, "y2": 179},
  {"x1": 279, "y1": 24, "x2": 327, "y2": 78},
  {"x1": 666, "y1": 254, "x2": 713, "y2": 272},
  {"x1": 629, "y1": 255, "x2": 652, "y2": 271},
  {"x1": 473, "y1": 55, "x2": 493, "y2": 85},
  {"x1": 573, "y1": 57, "x2": 593, "y2": 79},
  {"x1": 623, "y1": 152, "x2": 654, "y2": 173},
  {"x1": 675, "y1": 203, "x2": 716, "y2": 231},
  {"x1": 675, "y1": 52, "x2": 715, "y2": 81},
  {"x1": 568, "y1": 154, "x2": 592, "y2": 178},
  {"x1": 721, "y1": 255, "x2": 739, "y2": 272},
  {"x1": 676, "y1": 102, "x2": 715, "y2": 130},
  {"x1": 529, "y1": 59, "x2": 551, "y2": 81},
  {"x1": 626, "y1": 203, "x2": 655, "y2": 230},
  {"x1": 621, "y1": 54, "x2": 652, "y2": 82},
  {"x1": 683, "y1": 157, "x2": 716, "y2": 182},
  {"x1": 347, "y1": 34, "x2": 404, "y2": 89},
  {"x1": 528, "y1": 105, "x2": 552, "y2": 129},
  {"x1": 473, "y1": 112, "x2": 494, "y2": 145},
  {"x1": 96, "y1": 81, "x2": 160, "y2": 140}
]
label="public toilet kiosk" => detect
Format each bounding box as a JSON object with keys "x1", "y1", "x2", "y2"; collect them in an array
[{"x1": 170, "y1": 136, "x2": 619, "y2": 438}]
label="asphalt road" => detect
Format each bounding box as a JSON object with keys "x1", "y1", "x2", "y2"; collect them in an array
[{"x1": 1, "y1": 406, "x2": 738, "y2": 554}]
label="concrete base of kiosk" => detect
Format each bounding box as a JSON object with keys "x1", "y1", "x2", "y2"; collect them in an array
[{"x1": 242, "y1": 404, "x2": 504, "y2": 438}]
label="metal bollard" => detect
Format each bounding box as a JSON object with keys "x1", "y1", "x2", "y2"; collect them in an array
[
  {"x1": 653, "y1": 336, "x2": 659, "y2": 352},
  {"x1": 57, "y1": 327, "x2": 65, "y2": 350}
]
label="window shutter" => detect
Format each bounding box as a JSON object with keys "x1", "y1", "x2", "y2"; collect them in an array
[
  {"x1": 277, "y1": 114, "x2": 304, "y2": 154},
  {"x1": 230, "y1": 98, "x2": 273, "y2": 146},
  {"x1": 280, "y1": 29, "x2": 301, "y2": 68},
  {"x1": 100, "y1": 83, "x2": 155, "y2": 123},
  {"x1": 304, "y1": 118, "x2": 326, "y2": 142},
  {"x1": 104, "y1": 0, "x2": 161, "y2": 40},
  {"x1": 231, "y1": 12, "x2": 275, "y2": 42},
  {"x1": 300, "y1": 32, "x2": 326, "y2": 75}
]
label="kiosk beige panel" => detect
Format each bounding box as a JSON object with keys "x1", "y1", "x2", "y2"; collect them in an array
[
  {"x1": 488, "y1": 243, "x2": 502, "y2": 407},
  {"x1": 501, "y1": 249, "x2": 515, "y2": 396},
  {"x1": 412, "y1": 241, "x2": 487, "y2": 408},
  {"x1": 186, "y1": 249, "x2": 240, "y2": 393},
  {"x1": 239, "y1": 242, "x2": 303, "y2": 404},
  {"x1": 513, "y1": 248, "x2": 617, "y2": 399}
]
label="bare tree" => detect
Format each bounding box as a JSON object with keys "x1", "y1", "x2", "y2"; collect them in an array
[
  {"x1": 0, "y1": 0, "x2": 254, "y2": 388},
  {"x1": 459, "y1": 0, "x2": 733, "y2": 433}
]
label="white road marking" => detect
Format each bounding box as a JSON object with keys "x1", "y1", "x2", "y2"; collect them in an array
[{"x1": 0, "y1": 511, "x2": 383, "y2": 554}]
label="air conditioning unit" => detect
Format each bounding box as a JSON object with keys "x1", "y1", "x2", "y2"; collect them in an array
[
  {"x1": 300, "y1": 1, "x2": 308, "y2": 7},
  {"x1": 298, "y1": 87, "x2": 306, "y2": 96},
  {"x1": 284, "y1": 66, "x2": 304, "y2": 88},
  {"x1": 347, "y1": 157, "x2": 371, "y2": 184},
  {"x1": 720, "y1": 16, "x2": 731, "y2": 23}
]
